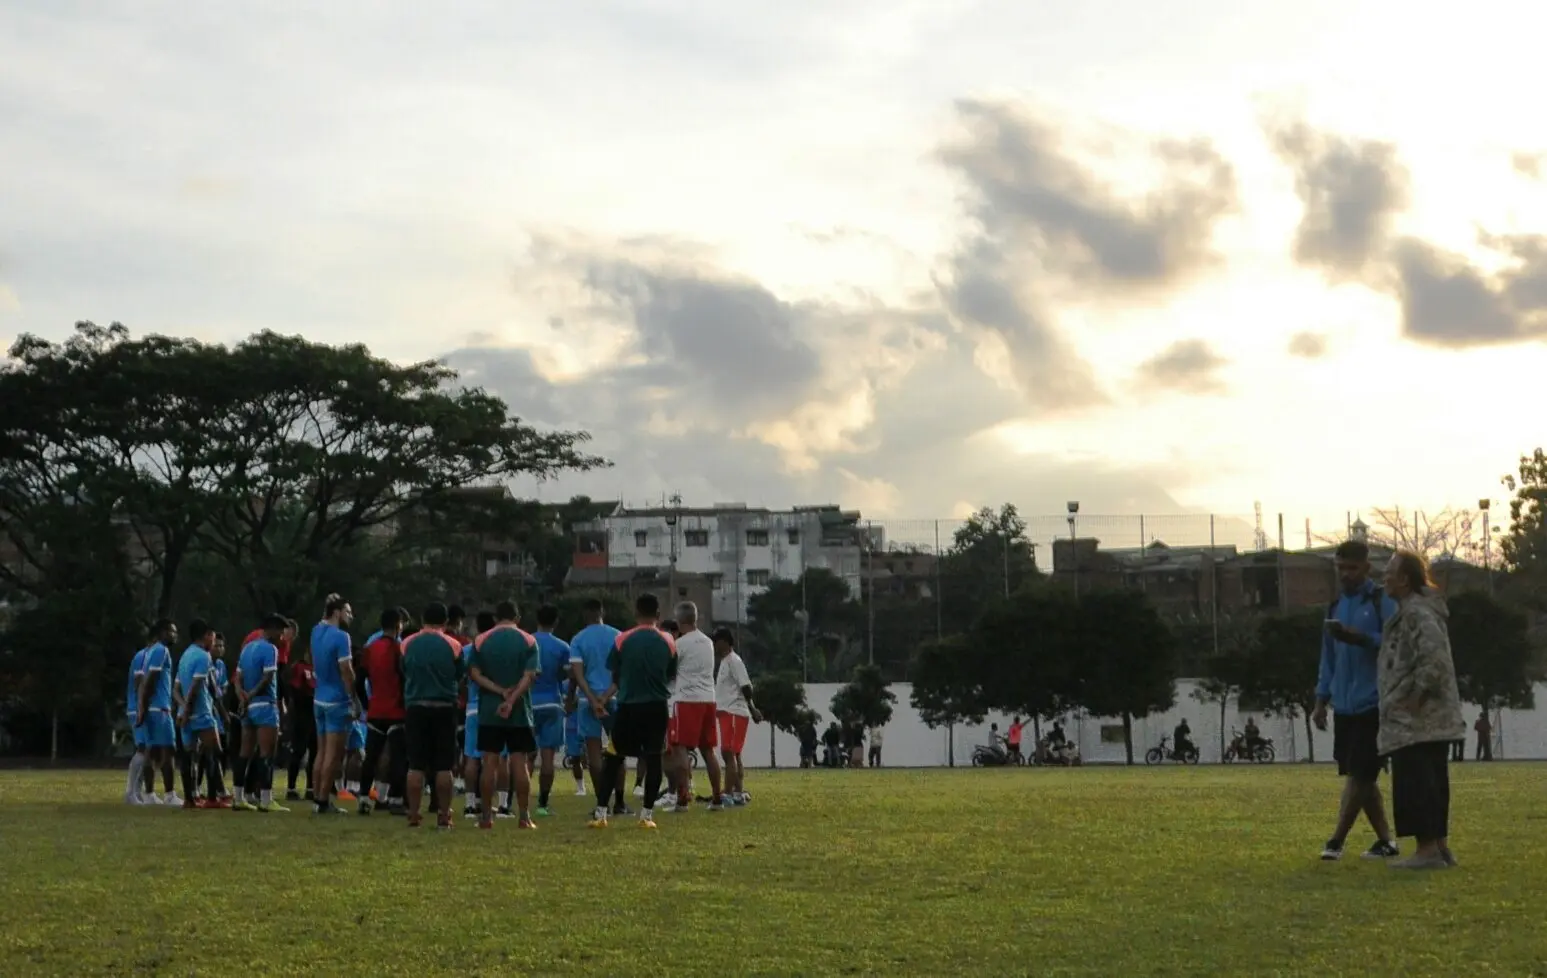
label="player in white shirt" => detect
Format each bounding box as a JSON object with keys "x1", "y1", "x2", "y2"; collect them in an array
[
  {"x1": 713, "y1": 628, "x2": 760, "y2": 806},
  {"x1": 668, "y1": 602, "x2": 724, "y2": 812}
]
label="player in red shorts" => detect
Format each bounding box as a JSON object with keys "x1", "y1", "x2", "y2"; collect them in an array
[
  {"x1": 667, "y1": 602, "x2": 723, "y2": 812},
  {"x1": 713, "y1": 627, "x2": 760, "y2": 806}
]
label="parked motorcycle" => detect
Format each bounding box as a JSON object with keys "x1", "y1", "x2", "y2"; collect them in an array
[
  {"x1": 1222, "y1": 728, "x2": 1276, "y2": 764},
  {"x1": 1033, "y1": 737, "x2": 1081, "y2": 767},
  {"x1": 971, "y1": 742, "x2": 1023, "y2": 766},
  {"x1": 1144, "y1": 735, "x2": 1200, "y2": 765}
]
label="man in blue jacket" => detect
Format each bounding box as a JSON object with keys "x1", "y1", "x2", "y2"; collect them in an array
[{"x1": 1313, "y1": 539, "x2": 1400, "y2": 861}]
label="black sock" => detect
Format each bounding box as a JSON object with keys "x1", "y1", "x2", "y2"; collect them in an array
[
  {"x1": 597, "y1": 754, "x2": 622, "y2": 812},
  {"x1": 179, "y1": 750, "x2": 197, "y2": 802},
  {"x1": 538, "y1": 787, "x2": 550, "y2": 808},
  {"x1": 642, "y1": 753, "x2": 664, "y2": 811},
  {"x1": 206, "y1": 749, "x2": 226, "y2": 799},
  {"x1": 233, "y1": 757, "x2": 248, "y2": 798}
]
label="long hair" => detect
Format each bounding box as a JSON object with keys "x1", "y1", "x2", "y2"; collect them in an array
[{"x1": 1392, "y1": 549, "x2": 1435, "y2": 593}]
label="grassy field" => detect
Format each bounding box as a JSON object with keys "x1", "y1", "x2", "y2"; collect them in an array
[{"x1": 0, "y1": 764, "x2": 1542, "y2": 977}]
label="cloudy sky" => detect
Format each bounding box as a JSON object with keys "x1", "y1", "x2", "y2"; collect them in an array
[{"x1": 4, "y1": 1, "x2": 1545, "y2": 537}]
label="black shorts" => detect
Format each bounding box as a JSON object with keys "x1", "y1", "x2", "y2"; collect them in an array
[
  {"x1": 611, "y1": 702, "x2": 669, "y2": 758},
  {"x1": 1333, "y1": 710, "x2": 1384, "y2": 782},
  {"x1": 477, "y1": 724, "x2": 536, "y2": 756},
  {"x1": 405, "y1": 705, "x2": 458, "y2": 775}
]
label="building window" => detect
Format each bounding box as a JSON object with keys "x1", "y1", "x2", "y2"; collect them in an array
[
  {"x1": 746, "y1": 569, "x2": 771, "y2": 587},
  {"x1": 746, "y1": 529, "x2": 769, "y2": 547},
  {"x1": 633, "y1": 530, "x2": 648, "y2": 547},
  {"x1": 706, "y1": 573, "x2": 723, "y2": 591},
  {"x1": 685, "y1": 530, "x2": 709, "y2": 547},
  {"x1": 787, "y1": 528, "x2": 800, "y2": 545}
]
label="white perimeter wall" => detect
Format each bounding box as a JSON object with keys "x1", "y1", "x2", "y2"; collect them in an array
[{"x1": 749, "y1": 681, "x2": 1547, "y2": 768}]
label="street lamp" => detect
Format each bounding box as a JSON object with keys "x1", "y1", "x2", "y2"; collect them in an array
[
  {"x1": 1066, "y1": 501, "x2": 1079, "y2": 595},
  {"x1": 664, "y1": 493, "x2": 681, "y2": 602},
  {"x1": 1479, "y1": 498, "x2": 1493, "y2": 596},
  {"x1": 794, "y1": 608, "x2": 809, "y2": 684}
]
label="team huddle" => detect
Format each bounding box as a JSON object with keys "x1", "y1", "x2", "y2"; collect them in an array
[{"x1": 122, "y1": 591, "x2": 762, "y2": 831}]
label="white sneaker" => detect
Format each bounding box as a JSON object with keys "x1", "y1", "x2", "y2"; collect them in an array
[
  {"x1": 633, "y1": 784, "x2": 645, "y2": 798},
  {"x1": 163, "y1": 793, "x2": 183, "y2": 806},
  {"x1": 574, "y1": 785, "x2": 589, "y2": 796},
  {"x1": 123, "y1": 790, "x2": 139, "y2": 805}
]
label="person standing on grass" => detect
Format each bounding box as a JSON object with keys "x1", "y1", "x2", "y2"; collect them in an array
[
  {"x1": 402, "y1": 602, "x2": 465, "y2": 830},
  {"x1": 125, "y1": 641, "x2": 153, "y2": 804},
  {"x1": 1315, "y1": 539, "x2": 1401, "y2": 861},
  {"x1": 569, "y1": 599, "x2": 629, "y2": 813},
  {"x1": 563, "y1": 679, "x2": 588, "y2": 796},
  {"x1": 529, "y1": 605, "x2": 571, "y2": 818},
  {"x1": 234, "y1": 615, "x2": 289, "y2": 813},
  {"x1": 1378, "y1": 550, "x2": 1467, "y2": 870},
  {"x1": 868, "y1": 725, "x2": 884, "y2": 768},
  {"x1": 137, "y1": 619, "x2": 182, "y2": 805},
  {"x1": 1005, "y1": 718, "x2": 1024, "y2": 765},
  {"x1": 713, "y1": 627, "x2": 760, "y2": 805},
  {"x1": 589, "y1": 593, "x2": 677, "y2": 830},
  {"x1": 1474, "y1": 711, "x2": 1492, "y2": 761},
  {"x1": 469, "y1": 601, "x2": 540, "y2": 830},
  {"x1": 174, "y1": 621, "x2": 229, "y2": 809},
  {"x1": 669, "y1": 602, "x2": 724, "y2": 813},
  {"x1": 284, "y1": 651, "x2": 317, "y2": 802},
  {"x1": 461, "y1": 610, "x2": 498, "y2": 820},
  {"x1": 358, "y1": 609, "x2": 408, "y2": 815},
  {"x1": 309, "y1": 594, "x2": 359, "y2": 816}
]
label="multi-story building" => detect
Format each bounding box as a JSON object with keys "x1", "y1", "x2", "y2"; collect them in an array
[{"x1": 570, "y1": 503, "x2": 870, "y2": 623}]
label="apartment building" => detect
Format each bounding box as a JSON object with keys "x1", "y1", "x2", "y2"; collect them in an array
[{"x1": 570, "y1": 503, "x2": 871, "y2": 623}]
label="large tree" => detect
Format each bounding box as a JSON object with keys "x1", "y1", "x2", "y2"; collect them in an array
[
  {"x1": 1502, "y1": 449, "x2": 1547, "y2": 609},
  {"x1": 753, "y1": 672, "x2": 810, "y2": 768},
  {"x1": 1187, "y1": 615, "x2": 1256, "y2": 760},
  {"x1": 1243, "y1": 609, "x2": 1325, "y2": 762},
  {"x1": 190, "y1": 330, "x2": 604, "y2": 617},
  {"x1": 1448, "y1": 591, "x2": 1536, "y2": 713},
  {"x1": 829, "y1": 663, "x2": 897, "y2": 731},
  {"x1": 1067, "y1": 589, "x2": 1178, "y2": 764},
  {"x1": 972, "y1": 583, "x2": 1079, "y2": 734},
  {"x1": 939, "y1": 504, "x2": 1041, "y2": 634}
]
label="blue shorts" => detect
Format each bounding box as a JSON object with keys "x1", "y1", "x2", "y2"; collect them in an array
[
  {"x1": 187, "y1": 714, "x2": 216, "y2": 734},
  {"x1": 576, "y1": 701, "x2": 617, "y2": 742},
  {"x1": 144, "y1": 711, "x2": 175, "y2": 749},
  {"x1": 129, "y1": 714, "x2": 148, "y2": 749},
  {"x1": 463, "y1": 712, "x2": 479, "y2": 758},
  {"x1": 244, "y1": 701, "x2": 280, "y2": 729},
  {"x1": 214, "y1": 714, "x2": 227, "y2": 737},
  {"x1": 533, "y1": 706, "x2": 565, "y2": 751},
  {"x1": 564, "y1": 721, "x2": 582, "y2": 758},
  {"x1": 347, "y1": 720, "x2": 366, "y2": 753},
  {"x1": 314, "y1": 701, "x2": 352, "y2": 737}
]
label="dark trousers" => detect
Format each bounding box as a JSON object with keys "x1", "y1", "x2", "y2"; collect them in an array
[
  {"x1": 1389, "y1": 741, "x2": 1450, "y2": 842},
  {"x1": 1450, "y1": 739, "x2": 1464, "y2": 762},
  {"x1": 287, "y1": 698, "x2": 317, "y2": 791},
  {"x1": 1476, "y1": 734, "x2": 1493, "y2": 761},
  {"x1": 360, "y1": 722, "x2": 407, "y2": 801}
]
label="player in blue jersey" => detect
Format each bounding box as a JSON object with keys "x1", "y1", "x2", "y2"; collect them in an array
[
  {"x1": 529, "y1": 604, "x2": 571, "y2": 817},
  {"x1": 174, "y1": 620, "x2": 229, "y2": 808},
  {"x1": 234, "y1": 614, "x2": 288, "y2": 812},
  {"x1": 309, "y1": 593, "x2": 359, "y2": 816},
  {"x1": 569, "y1": 598, "x2": 629, "y2": 811},
  {"x1": 124, "y1": 643, "x2": 152, "y2": 804},
  {"x1": 203, "y1": 633, "x2": 234, "y2": 804},
  {"x1": 135, "y1": 618, "x2": 183, "y2": 806},
  {"x1": 563, "y1": 680, "x2": 587, "y2": 796}
]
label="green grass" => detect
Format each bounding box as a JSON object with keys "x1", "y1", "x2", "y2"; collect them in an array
[{"x1": 0, "y1": 764, "x2": 1542, "y2": 977}]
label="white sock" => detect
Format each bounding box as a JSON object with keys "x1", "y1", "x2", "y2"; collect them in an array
[
  {"x1": 468, "y1": 794, "x2": 479, "y2": 810},
  {"x1": 497, "y1": 791, "x2": 509, "y2": 809},
  {"x1": 641, "y1": 807, "x2": 653, "y2": 820},
  {"x1": 374, "y1": 781, "x2": 389, "y2": 801},
  {"x1": 126, "y1": 755, "x2": 144, "y2": 794},
  {"x1": 346, "y1": 781, "x2": 359, "y2": 794},
  {"x1": 261, "y1": 789, "x2": 272, "y2": 805}
]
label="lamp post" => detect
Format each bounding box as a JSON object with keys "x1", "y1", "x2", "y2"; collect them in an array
[
  {"x1": 664, "y1": 493, "x2": 681, "y2": 604},
  {"x1": 1066, "y1": 501, "x2": 1080, "y2": 595},
  {"x1": 1479, "y1": 498, "x2": 1493, "y2": 597}
]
